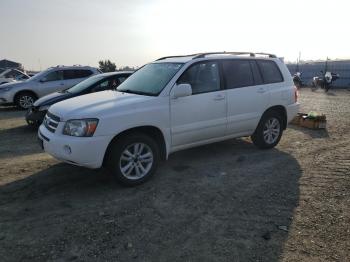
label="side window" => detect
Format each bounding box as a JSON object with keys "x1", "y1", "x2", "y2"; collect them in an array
[
  {"x1": 76, "y1": 69, "x2": 93, "y2": 78},
  {"x1": 257, "y1": 60, "x2": 283, "y2": 84},
  {"x1": 177, "y1": 62, "x2": 220, "y2": 95},
  {"x1": 43, "y1": 71, "x2": 63, "y2": 82},
  {"x1": 109, "y1": 78, "x2": 119, "y2": 89},
  {"x1": 63, "y1": 70, "x2": 77, "y2": 80},
  {"x1": 118, "y1": 76, "x2": 127, "y2": 84},
  {"x1": 222, "y1": 60, "x2": 254, "y2": 89},
  {"x1": 91, "y1": 79, "x2": 110, "y2": 92},
  {"x1": 250, "y1": 61, "x2": 263, "y2": 85},
  {"x1": 63, "y1": 69, "x2": 93, "y2": 80}
]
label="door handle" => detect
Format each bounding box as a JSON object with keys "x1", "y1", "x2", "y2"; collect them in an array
[
  {"x1": 213, "y1": 95, "x2": 225, "y2": 101},
  {"x1": 257, "y1": 87, "x2": 266, "y2": 93}
]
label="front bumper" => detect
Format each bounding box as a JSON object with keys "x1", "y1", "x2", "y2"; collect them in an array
[
  {"x1": 26, "y1": 108, "x2": 46, "y2": 125},
  {"x1": 0, "y1": 90, "x2": 13, "y2": 104},
  {"x1": 38, "y1": 124, "x2": 112, "y2": 169}
]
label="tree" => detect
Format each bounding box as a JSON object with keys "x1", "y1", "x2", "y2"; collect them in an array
[
  {"x1": 98, "y1": 60, "x2": 117, "y2": 72},
  {"x1": 119, "y1": 66, "x2": 135, "y2": 71}
]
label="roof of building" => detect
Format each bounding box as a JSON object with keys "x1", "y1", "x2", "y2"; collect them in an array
[{"x1": 0, "y1": 59, "x2": 22, "y2": 68}]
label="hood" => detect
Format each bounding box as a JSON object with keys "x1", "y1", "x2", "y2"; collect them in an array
[
  {"x1": 49, "y1": 90, "x2": 156, "y2": 121},
  {"x1": 33, "y1": 91, "x2": 73, "y2": 107}
]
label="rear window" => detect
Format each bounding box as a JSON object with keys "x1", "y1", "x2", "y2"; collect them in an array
[
  {"x1": 257, "y1": 60, "x2": 283, "y2": 84},
  {"x1": 63, "y1": 69, "x2": 93, "y2": 80},
  {"x1": 222, "y1": 60, "x2": 254, "y2": 89}
]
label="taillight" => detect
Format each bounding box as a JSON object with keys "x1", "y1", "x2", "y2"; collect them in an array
[{"x1": 294, "y1": 86, "x2": 299, "y2": 103}]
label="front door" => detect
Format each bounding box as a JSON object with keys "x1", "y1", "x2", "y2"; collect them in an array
[
  {"x1": 39, "y1": 70, "x2": 65, "y2": 96},
  {"x1": 170, "y1": 61, "x2": 227, "y2": 147}
]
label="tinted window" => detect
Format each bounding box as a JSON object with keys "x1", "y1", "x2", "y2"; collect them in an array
[
  {"x1": 222, "y1": 60, "x2": 254, "y2": 88},
  {"x1": 178, "y1": 62, "x2": 220, "y2": 95},
  {"x1": 63, "y1": 69, "x2": 93, "y2": 80},
  {"x1": 43, "y1": 71, "x2": 63, "y2": 82},
  {"x1": 118, "y1": 76, "x2": 128, "y2": 84},
  {"x1": 250, "y1": 61, "x2": 263, "y2": 85},
  {"x1": 76, "y1": 69, "x2": 93, "y2": 78},
  {"x1": 257, "y1": 60, "x2": 283, "y2": 83},
  {"x1": 91, "y1": 79, "x2": 110, "y2": 92}
]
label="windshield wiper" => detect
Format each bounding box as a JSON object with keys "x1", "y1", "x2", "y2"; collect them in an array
[{"x1": 117, "y1": 89, "x2": 155, "y2": 96}]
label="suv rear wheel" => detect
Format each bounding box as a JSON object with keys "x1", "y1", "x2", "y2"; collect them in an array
[
  {"x1": 15, "y1": 92, "x2": 36, "y2": 110},
  {"x1": 106, "y1": 133, "x2": 160, "y2": 186},
  {"x1": 251, "y1": 110, "x2": 283, "y2": 149}
]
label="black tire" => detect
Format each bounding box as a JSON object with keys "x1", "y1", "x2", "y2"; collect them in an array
[
  {"x1": 251, "y1": 110, "x2": 283, "y2": 149},
  {"x1": 106, "y1": 132, "x2": 160, "y2": 186},
  {"x1": 15, "y1": 92, "x2": 37, "y2": 110}
]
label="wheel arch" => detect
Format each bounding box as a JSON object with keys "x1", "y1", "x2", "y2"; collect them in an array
[
  {"x1": 261, "y1": 105, "x2": 288, "y2": 130},
  {"x1": 103, "y1": 125, "x2": 168, "y2": 167},
  {"x1": 14, "y1": 89, "x2": 39, "y2": 102}
]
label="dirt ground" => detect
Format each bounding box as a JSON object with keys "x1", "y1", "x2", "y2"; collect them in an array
[{"x1": 0, "y1": 89, "x2": 349, "y2": 262}]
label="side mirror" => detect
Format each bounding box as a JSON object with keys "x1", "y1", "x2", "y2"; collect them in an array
[
  {"x1": 172, "y1": 83, "x2": 192, "y2": 98},
  {"x1": 39, "y1": 78, "x2": 46, "y2": 83}
]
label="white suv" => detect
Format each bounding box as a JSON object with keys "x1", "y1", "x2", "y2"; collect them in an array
[
  {"x1": 38, "y1": 52, "x2": 299, "y2": 186},
  {"x1": 0, "y1": 66, "x2": 100, "y2": 109}
]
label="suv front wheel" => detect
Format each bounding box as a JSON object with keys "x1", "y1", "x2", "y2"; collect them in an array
[
  {"x1": 106, "y1": 133, "x2": 160, "y2": 186},
  {"x1": 251, "y1": 110, "x2": 283, "y2": 149}
]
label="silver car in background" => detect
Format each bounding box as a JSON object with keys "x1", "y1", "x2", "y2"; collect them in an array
[
  {"x1": 0, "y1": 68, "x2": 31, "y2": 85},
  {"x1": 0, "y1": 65, "x2": 101, "y2": 109}
]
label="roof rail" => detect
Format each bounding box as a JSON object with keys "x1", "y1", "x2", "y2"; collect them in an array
[
  {"x1": 156, "y1": 52, "x2": 277, "y2": 61},
  {"x1": 156, "y1": 53, "x2": 200, "y2": 61},
  {"x1": 192, "y1": 52, "x2": 277, "y2": 59}
]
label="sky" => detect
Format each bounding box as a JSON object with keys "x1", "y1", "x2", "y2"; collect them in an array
[{"x1": 1, "y1": 0, "x2": 349, "y2": 71}]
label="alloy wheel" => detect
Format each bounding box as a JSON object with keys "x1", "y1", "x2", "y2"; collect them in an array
[
  {"x1": 263, "y1": 117, "x2": 281, "y2": 144},
  {"x1": 119, "y1": 143, "x2": 154, "y2": 180}
]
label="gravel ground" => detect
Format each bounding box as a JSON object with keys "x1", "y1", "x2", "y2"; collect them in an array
[{"x1": 0, "y1": 89, "x2": 349, "y2": 262}]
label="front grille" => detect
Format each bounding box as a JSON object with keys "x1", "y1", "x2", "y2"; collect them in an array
[{"x1": 44, "y1": 112, "x2": 60, "y2": 133}]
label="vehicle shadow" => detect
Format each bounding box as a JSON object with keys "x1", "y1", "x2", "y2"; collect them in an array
[
  {"x1": 288, "y1": 124, "x2": 330, "y2": 139},
  {"x1": 0, "y1": 138, "x2": 302, "y2": 262}
]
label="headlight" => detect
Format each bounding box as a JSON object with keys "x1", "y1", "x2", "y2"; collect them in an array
[
  {"x1": 38, "y1": 105, "x2": 50, "y2": 111},
  {"x1": 63, "y1": 119, "x2": 99, "y2": 137}
]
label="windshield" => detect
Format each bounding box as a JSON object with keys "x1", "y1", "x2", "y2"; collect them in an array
[
  {"x1": 117, "y1": 63, "x2": 183, "y2": 96},
  {"x1": 67, "y1": 74, "x2": 106, "y2": 93}
]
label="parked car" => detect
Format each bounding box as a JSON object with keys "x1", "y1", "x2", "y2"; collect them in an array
[
  {"x1": 0, "y1": 68, "x2": 30, "y2": 85},
  {"x1": 26, "y1": 71, "x2": 133, "y2": 126},
  {"x1": 38, "y1": 52, "x2": 299, "y2": 186},
  {"x1": 0, "y1": 65, "x2": 100, "y2": 109}
]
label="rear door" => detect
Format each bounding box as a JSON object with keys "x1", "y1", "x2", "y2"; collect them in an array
[
  {"x1": 63, "y1": 69, "x2": 93, "y2": 89},
  {"x1": 256, "y1": 60, "x2": 286, "y2": 107},
  {"x1": 170, "y1": 61, "x2": 227, "y2": 147},
  {"x1": 224, "y1": 59, "x2": 270, "y2": 135}
]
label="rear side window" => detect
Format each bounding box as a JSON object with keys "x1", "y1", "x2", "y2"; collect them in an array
[
  {"x1": 257, "y1": 60, "x2": 283, "y2": 84},
  {"x1": 76, "y1": 69, "x2": 93, "y2": 78},
  {"x1": 63, "y1": 69, "x2": 93, "y2": 80},
  {"x1": 222, "y1": 60, "x2": 254, "y2": 89},
  {"x1": 250, "y1": 61, "x2": 263, "y2": 85}
]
